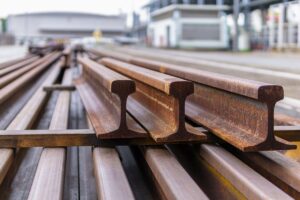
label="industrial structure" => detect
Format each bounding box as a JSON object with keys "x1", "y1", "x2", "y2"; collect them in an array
[
  {"x1": 147, "y1": 4, "x2": 229, "y2": 49},
  {"x1": 136, "y1": 0, "x2": 300, "y2": 50},
  {"x1": 7, "y1": 12, "x2": 127, "y2": 44}
]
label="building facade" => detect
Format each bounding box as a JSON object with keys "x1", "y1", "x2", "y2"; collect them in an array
[
  {"x1": 148, "y1": 4, "x2": 229, "y2": 49},
  {"x1": 7, "y1": 12, "x2": 127, "y2": 43}
]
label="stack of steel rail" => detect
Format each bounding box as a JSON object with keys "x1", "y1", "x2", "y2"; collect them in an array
[{"x1": 0, "y1": 45, "x2": 300, "y2": 199}]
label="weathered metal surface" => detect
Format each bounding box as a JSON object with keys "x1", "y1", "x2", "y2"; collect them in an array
[
  {"x1": 75, "y1": 56, "x2": 147, "y2": 139},
  {"x1": 62, "y1": 47, "x2": 72, "y2": 67},
  {"x1": 101, "y1": 58, "x2": 207, "y2": 143},
  {"x1": 28, "y1": 44, "x2": 64, "y2": 56},
  {"x1": 28, "y1": 68, "x2": 71, "y2": 200},
  {"x1": 0, "y1": 60, "x2": 62, "y2": 185},
  {"x1": 194, "y1": 144, "x2": 293, "y2": 199},
  {"x1": 274, "y1": 126, "x2": 300, "y2": 141},
  {"x1": 275, "y1": 113, "x2": 300, "y2": 126},
  {"x1": 0, "y1": 56, "x2": 39, "y2": 77},
  {"x1": 43, "y1": 84, "x2": 75, "y2": 92},
  {"x1": 0, "y1": 54, "x2": 35, "y2": 70},
  {"x1": 0, "y1": 129, "x2": 98, "y2": 147},
  {"x1": 90, "y1": 49, "x2": 295, "y2": 151},
  {"x1": 0, "y1": 52, "x2": 62, "y2": 104},
  {"x1": 140, "y1": 146, "x2": 209, "y2": 200},
  {"x1": 93, "y1": 147, "x2": 135, "y2": 200},
  {"x1": 231, "y1": 149, "x2": 300, "y2": 199},
  {"x1": 0, "y1": 54, "x2": 54, "y2": 89}
]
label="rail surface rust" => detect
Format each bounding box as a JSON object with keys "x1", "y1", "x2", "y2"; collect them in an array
[{"x1": 89, "y1": 48, "x2": 296, "y2": 152}]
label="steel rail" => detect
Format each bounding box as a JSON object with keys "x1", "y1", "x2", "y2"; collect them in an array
[
  {"x1": 0, "y1": 61, "x2": 62, "y2": 185},
  {"x1": 43, "y1": 84, "x2": 76, "y2": 92},
  {"x1": 28, "y1": 68, "x2": 72, "y2": 200},
  {"x1": 101, "y1": 58, "x2": 207, "y2": 143},
  {"x1": 0, "y1": 54, "x2": 35, "y2": 70},
  {"x1": 0, "y1": 53, "x2": 54, "y2": 89},
  {"x1": 0, "y1": 56, "x2": 39, "y2": 77},
  {"x1": 194, "y1": 144, "x2": 293, "y2": 199},
  {"x1": 0, "y1": 52, "x2": 62, "y2": 104},
  {"x1": 230, "y1": 149, "x2": 300, "y2": 199},
  {"x1": 274, "y1": 126, "x2": 300, "y2": 141},
  {"x1": 0, "y1": 126, "x2": 297, "y2": 148},
  {"x1": 93, "y1": 147, "x2": 135, "y2": 200},
  {"x1": 75, "y1": 56, "x2": 147, "y2": 139},
  {"x1": 62, "y1": 47, "x2": 72, "y2": 67},
  {"x1": 140, "y1": 146, "x2": 209, "y2": 200},
  {"x1": 89, "y1": 48, "x2": 295, "y2": 151}
]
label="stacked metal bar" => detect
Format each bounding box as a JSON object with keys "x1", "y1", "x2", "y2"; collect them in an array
[{"x1": 0, "y1": 46, "x2": 300, "y2": 199}]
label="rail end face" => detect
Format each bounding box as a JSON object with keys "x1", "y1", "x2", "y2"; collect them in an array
[
  {"x1": 111, "y1": 80, "x2": 135, "y2": 97},
  {"x1": 169, "y1": 81, "x2": 194, "y2": 98},
  {"x1": 186, "y1": 83, "x2": 293, "y2": 152},
  {"x1": 258, "y1": 85, "x2": 284, "y2": 103}
]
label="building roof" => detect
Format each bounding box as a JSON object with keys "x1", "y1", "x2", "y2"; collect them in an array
[
  {"x1": 151, "y1": 4, "x2": 230, "y2": 17},
  {"x1": 8, "y1": 11, "x2": 125, "y2": 19}
]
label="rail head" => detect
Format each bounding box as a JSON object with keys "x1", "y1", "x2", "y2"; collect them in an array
[
  {"x1": 100, "y1": 57, "x2": 194, "y2": 97},
  {"x1": 78, "y1": 56, "x2": 135, "y2": 95},
  {"x1": 91, "y1": 50, "x2": 293, "y2": 151},
  {"x1": 130, "y1": 57, "x2": 284, "y2": 103},
  {"x1": 75, "y1": 55, "x2": 147, "y2": 139},
  {"x1": 100, "y1": 57, "x2": 206, "y2": 143}
]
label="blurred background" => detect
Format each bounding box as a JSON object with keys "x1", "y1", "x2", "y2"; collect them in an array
[{"x1": 0, "y1": 0, "x2": 299, "y2": 51}]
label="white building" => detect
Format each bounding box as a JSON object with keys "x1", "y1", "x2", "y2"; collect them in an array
[
  {"x1": 7, "y1": 12, "x2": 127, "y2": 43},
  {"x1": 148, "y1": 4, "x2": 230, "y2": 49}
]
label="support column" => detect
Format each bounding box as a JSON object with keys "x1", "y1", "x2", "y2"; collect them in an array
[
  {"x1": 277, "y1": 4, "x2": 284, "y2": 50},
  {"x1": 197, "y1": 0, "x2": 204, "y2": 4},
  {"x1": 298, "y1": 4, "x2": 300, "y2": 49},
  {"x1": 243, "y1": 0, "x2": 251, "y2": 32},
  {"x1": 269, "y1": 8, "x2": 275, "y2": 49},
  {"x1": 233, "y1": 0, "x2": 240, "y2": 51}
]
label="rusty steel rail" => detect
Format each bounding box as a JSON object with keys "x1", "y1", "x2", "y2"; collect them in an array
[
  {"x1": 140, "y1": 146, "x2": 209, "y2": 200},
  {"x1": 274, "y1": 126, "x2": 300, "y2": 141},
  {"x1": 89, "y1": 48, "x2": 295, "y2": 152},
  {"x1": 0, "y1": 56, "x2": 39, "y2": 77},
  {"x1": 229, "y1": 149, "x2": 300, "y2": 199},
  {"x1": 0, "y1": 129, "x2": 98, "y2": 147},
  {"x1": 193, "y1": 144, "x2": 293, "y2": 199},
  {"x1": 0, "y1": 54, "x2": 36, "y2": 70},
  {"x1": 0, "y1": 54, "x2": 54, "y2": 89},
  {"x1": 93, "y1": 147, "x2": 135, "y2": 199},
  {"x1": 0, "y1": 126, "x2": 298, "y2": 148},
  {"x1": 101, "y1": 58, "x2": 207, "y2": 143},
  {"x1": 75, "y1": 56, "x2": 147, "y2": 139},
  {"x1": 62, "y1": 47, "x2": 72, "y2": 67},
  {"x1": 28, "y1": 44, "x2": 64, "y2": 56},
  {"x1": 43, "y1": 84, "x2": 75, "y2": 92},
  {"x1": 0, "y1": 52, "x2": 62, "y2": 104}
]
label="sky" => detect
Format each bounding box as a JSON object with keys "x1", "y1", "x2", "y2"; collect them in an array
[{"x1": 0, "y1": 0, "x2": 150, "y2": 18}]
